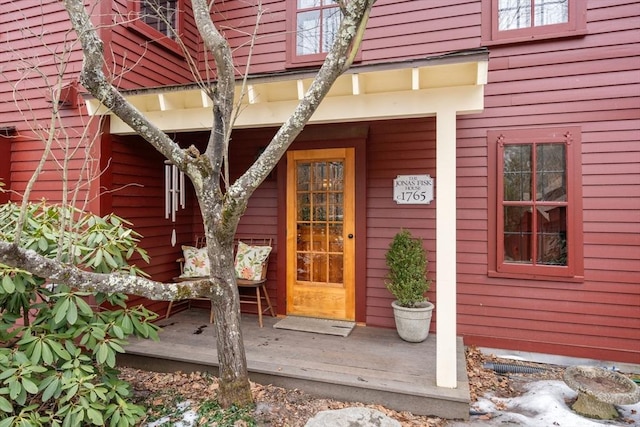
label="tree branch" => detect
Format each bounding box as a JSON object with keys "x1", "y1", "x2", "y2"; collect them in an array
[
  {"x1": 0, "y1": 241, "x2": 215, "y2": 301},
  {"x1": 227, "y1": 0, "x2": 375, "y2": 203},
  {"x1": 62, "y1": 0, "x2": 192, "y2": 176}
]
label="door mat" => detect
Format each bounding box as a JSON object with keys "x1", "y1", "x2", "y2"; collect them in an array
[{"x1": 273, "y1": 316, "x2": 355, "y2": 337}]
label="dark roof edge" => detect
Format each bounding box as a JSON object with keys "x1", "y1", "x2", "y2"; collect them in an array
[{"x1": 84, "y1": 48, "x2": 489, "y2": 98}]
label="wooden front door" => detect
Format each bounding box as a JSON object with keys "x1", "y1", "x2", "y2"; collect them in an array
[{"x1": 286, "y1": 148, "x2": 355, "y2": 320}]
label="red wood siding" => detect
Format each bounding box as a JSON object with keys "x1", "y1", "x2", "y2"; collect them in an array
[
  {"x1": 107, "y1": 0, "x2": 199, "y2": 89},
  {"x1": 1, "y1": 0, "x2": 638, "y2": 364},
  {"x1": 365, "y1": 118, "x2": 437, "y2": 329},
  {"x1": 454, "y1": 1, "x2": 640, "y2": 363},
  {"x1": 210, "y1": 0, "x2": 481, "y2": 75}
]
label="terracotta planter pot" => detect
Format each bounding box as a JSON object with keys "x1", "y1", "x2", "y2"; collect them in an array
[{"x1": 391, "y1": 300, "x2": 434, "y2": 343}]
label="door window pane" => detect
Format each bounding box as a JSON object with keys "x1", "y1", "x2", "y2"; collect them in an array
[{"x1": 295, "y1": 158, "x2": 345, "y2": 284}]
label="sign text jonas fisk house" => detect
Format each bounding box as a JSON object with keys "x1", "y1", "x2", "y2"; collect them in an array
[{"x1": 393, "y1": 174, "x2": 434, "y2": 204}]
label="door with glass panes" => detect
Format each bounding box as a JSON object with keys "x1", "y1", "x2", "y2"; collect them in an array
[{"x1": 286, "y1": 148, "x2": 355, "y2": 320}]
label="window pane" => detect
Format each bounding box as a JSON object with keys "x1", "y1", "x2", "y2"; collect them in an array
[
  {"x1": 536, "y1": 143, "x2": 566, "y2": 201},
  {"x1": 322, "y1": 7, "x2": 341, "y2": 52},
  {"x1": 503, "y1": 145, "x2": 532, "y2": 201},
  {"x1": 297, "y1": 10, "x2": 321, "y2": 55},
  {"x1": 142, "y1": 0, "x2": 177, "y2": 38},
  {"x1": 297, "y1": 162, "x2": 310, "y2": 191},
  {"x1": 328, "y1": 254, "x2": 343, "y2": 283},
  {"x1": 534, "y1": 0, "x2": 569, "y2": 26},
  {"x1": 504, "y1": 206, "x2": 532, "y2": 263},
  {"x1": 536, "y1": 206, "x2": 567, "y2": 265},
  {"x1": 498, "y1": 0, "x2": 531, "y2": 30},
  {"x1": 297, "y1": 253, "x2": 311, "y2": 281},
  {"x1": 298, "y1": 0, "x2": 320, "y2": 8}
]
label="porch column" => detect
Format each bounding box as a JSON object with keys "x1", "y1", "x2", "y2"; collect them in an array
[{"x1": 435, "y1": 108, "x2": 458, "y2": 388}]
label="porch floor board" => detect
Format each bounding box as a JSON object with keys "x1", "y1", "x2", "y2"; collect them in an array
[{"x1": 118, "y1": 308, "x2": 470, "y2": 420}]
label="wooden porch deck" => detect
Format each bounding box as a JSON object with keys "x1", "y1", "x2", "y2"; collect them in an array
[{"x1": 118, "y1": 308, "x2": 471, "y2": 420}]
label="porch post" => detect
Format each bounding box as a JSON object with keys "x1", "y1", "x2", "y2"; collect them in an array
[{"x1": 435, "y1": 108, "x2": 458, "y2": 388}]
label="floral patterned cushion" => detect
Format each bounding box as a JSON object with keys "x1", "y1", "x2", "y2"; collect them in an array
[
  {"x1": 180, "y1": 245, "x2": 210, "y2": 278},
  {"x1": 234, "y1": 241, "x2": 272, "y2": 281}
]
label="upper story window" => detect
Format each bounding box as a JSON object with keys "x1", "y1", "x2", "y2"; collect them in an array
[
  {"x1": 287, "y1": 0, "x2": 355, "y2": 67},
  {"x1": 488, "y1": 127, "x2": 584, "y2": 280},
  {"x1": 296, "y1": 0, "x2": 340, "y2": 55},
  {"x1": 140, "y1": 0, "x2": 178, "y2": 39},
  {"x1": 498, "y1": 0, "x2": 568, "y2": 31},
  {"x1": 482, "y1": 0, "x2": 586, "y2": 44},
  {"x1": 129, "y1": 0, "x2": 183, "y2": 53}
]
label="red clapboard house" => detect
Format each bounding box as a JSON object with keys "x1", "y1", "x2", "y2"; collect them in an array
[{"x1": 0, "y1": 0, "x2": 638, "y2": 376}]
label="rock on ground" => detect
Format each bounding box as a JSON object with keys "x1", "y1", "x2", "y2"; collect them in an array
[{"x1": 305, "y1": 407, "x2": 401, "y2": 427}]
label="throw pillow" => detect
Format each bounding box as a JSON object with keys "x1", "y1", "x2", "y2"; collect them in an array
[
  {"x1": 181, "y1": 245, "x2": 210, "y2": 278},
  {"x1": 235, "y1": 241, "x2": 272, "y2": 281}
]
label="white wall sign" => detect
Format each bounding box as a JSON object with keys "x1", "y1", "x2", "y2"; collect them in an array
[{"x1": 393, "y1": 174, "x2": 434, "y2": 204}]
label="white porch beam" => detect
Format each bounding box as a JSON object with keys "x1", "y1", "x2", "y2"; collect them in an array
[
  {"x1": 351, "y1": 74, "x2": 360, "y2": 95},
  {"x1": 412, "y1": 68, "x2": 420, "y2": 90},
  {"x1": 107, "y1": 85, "x2": 484, "y2": 134},
  {"x1": 435, "y1": 108, "x2": 458, "y2": 389},
  {"x1": 296, "y1": 80, "x2": 305, "y2": 100},
  {"x1": 200, "y1": 90, "x2": 212, "y2": 108}
]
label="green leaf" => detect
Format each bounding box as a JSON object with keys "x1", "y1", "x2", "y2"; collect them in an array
[
  {"x1": 120, "y1": 315, "x2": 132, "y2": 335},
  {"x1": 38, "y1": 236, "x2": 49, "y2": 252},
  {"x1": 41, "y1": 341, "x2": 54, "y2": 365},
  {"x1": 66, "y1": 302, "x2": 78, "y2": 325},
  {"x1": 93, "y1": 249, "x2": 103, "y2": 268},
  {"x1": 0, "y1": 368, "x2": 16, "y2": 381},
  {"x1": 111, "y1": 325, "x2": 124, "y2": 340},
  {"x1": 102, "y1": 251, "x2": 118, "y2": 269},
  {"x1": 0, "y1": 395, "x2": 13, "y2": 413},
  {"x1": 1, "y1": 275, "x2": 14, "y2": 293},
  {"x1": 87, "y1": 407, "x2": 104, "y2": 426},
  {"x1": 0, "y1": 416, "x2": 15, "y2": 427},
  {"x1": 96, "y1": 344, "x2": 109, "y2": 365},
  {"x1": 74, "y1": 296, "x2": 94, "y2": 317},
  {"x1": 21, "y1": 377, "x2": 38, "y2": 394},
  {"x1": 41, "y1": 377, "x2": 60, "y2": 402},
  {"x1": 30, "y1": 340, "x2": 42, "y2": 364},
  {"x1": 49, "y1": 340, "x2": 71, "y2": 360},
  {"x1": 54, "y1": 299, "x2": 70, "y2": 324}
]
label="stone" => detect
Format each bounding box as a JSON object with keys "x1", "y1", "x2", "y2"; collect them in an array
[
  {"x1": 563, "y1": 365, "x2": 640, "y2": 420},
  {"x1": 305, "y1": 407, "x2": 401, "y2": 427}
]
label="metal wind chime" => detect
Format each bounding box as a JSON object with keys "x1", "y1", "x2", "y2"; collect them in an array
[{"x1": 164, "y1": 160, "x2": 185, "y2": 246}]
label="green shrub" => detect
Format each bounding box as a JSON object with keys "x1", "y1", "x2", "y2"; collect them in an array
[
  {"x1": 385, "y1": 229, "x2": 431, "y2": 308},
  {"x1": 0, "y1": 201, "x2": 159, "y2": 427}
]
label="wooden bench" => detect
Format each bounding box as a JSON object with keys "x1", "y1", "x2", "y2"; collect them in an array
[{"x1": 167, "y1": 237, "x2": 275, "y2": 327}]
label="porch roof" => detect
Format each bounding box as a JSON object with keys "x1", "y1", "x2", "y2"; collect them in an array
[{"x1": 84, "y1": 48, "x2": 488, "y2": 134}]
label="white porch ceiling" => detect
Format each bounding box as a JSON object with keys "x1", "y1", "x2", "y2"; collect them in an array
[{"x1": 85, "y1": 49, "x2": 488, "y2": 135}]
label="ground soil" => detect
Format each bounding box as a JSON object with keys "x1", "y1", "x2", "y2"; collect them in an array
[{"x1": 119, "y1": 346, "x2": 568, "y2": 426}]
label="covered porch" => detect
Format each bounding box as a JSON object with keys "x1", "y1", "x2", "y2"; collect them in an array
[{"x1": 118, "y1": 308, "x2": 470, "y2": 420}]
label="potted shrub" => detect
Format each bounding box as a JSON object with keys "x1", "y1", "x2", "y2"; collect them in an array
[{"x1": 385, "y1": 229, "x2": 434, "y2": 342}]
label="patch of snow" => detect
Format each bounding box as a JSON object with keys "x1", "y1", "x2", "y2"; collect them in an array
[
  {"x1": 450, "y1": 380, "x2": 640, "y2": 426},
  {"x1": 145, "y1": 400, "x2": 199, "y2": 427}
]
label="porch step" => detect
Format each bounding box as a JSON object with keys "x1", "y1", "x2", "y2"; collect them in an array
[{"x1": 118, "y1": 309, "x2": 470, "y2": 420}]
